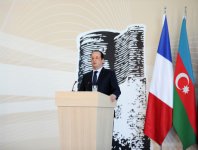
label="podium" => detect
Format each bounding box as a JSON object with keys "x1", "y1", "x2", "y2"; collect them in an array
[{"x1": 55, "y1": 91, "x2": 116, "y2": 150}]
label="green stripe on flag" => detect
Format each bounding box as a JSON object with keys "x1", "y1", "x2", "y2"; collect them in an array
[{"x1": 173, "y1": 87, "x2": 197, "y2": 149}]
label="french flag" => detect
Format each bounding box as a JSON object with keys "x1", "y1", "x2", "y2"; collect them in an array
[{"x1": 144, "y1": 15, "x2": 173, "y2": 145}]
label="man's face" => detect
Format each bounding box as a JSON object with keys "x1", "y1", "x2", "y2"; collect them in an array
[{"x1": 91, "y1": 51, "x2": 104, "y2": 70}]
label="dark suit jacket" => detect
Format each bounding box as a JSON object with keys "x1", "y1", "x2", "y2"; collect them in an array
[{"x1": 78, "y1": 68, "x2": 121, "y2": 99}]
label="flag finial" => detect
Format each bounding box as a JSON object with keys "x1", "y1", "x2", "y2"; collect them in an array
[{"x1": 164, "y1": 6, "x2": 167, "y2": 15}]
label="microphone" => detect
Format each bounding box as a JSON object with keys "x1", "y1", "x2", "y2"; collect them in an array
[{"x1": 72, "y1": 81, "x2": 77, "y2": 92}]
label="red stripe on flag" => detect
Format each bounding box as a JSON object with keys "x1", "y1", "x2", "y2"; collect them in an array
[{"x1": 144, "y1": 93, "x2": 173, "y2": 145}]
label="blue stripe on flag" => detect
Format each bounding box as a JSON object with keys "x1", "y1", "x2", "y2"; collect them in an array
[
  {"x1": 178, "y1": 18, "x2": 195, "y2": 83},
  {"x1": 157, "y1": 17, "x2": 172, "y2": 62}
]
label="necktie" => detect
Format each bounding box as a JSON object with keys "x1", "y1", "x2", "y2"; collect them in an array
[{"x1": 92, "y1": 71, "x2": 98, "y2": 85}]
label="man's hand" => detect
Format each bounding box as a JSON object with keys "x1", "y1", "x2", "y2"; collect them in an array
[{"x1": 110, "y1": 94, "x2": 116, "y2": 102}]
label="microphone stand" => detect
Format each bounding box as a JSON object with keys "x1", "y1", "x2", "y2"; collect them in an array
[{"x1": 72, "y1": 81, "x2": 77, "y2": 91}]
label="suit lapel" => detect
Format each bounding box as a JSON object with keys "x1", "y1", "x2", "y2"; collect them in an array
[
  {"x1": 97, "y1": 68, "x2": 105, "y2": 85},
  {"x1": 88, "y1": 71, "x2": 93, "y2": 84},
  {"x1": 86, "y1": 71, "x2": 93, "y2": 90}
]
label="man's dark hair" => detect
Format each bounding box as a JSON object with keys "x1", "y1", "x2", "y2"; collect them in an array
[{"x1": 91, "y1": 50, "x2": 104, "y2": 59}]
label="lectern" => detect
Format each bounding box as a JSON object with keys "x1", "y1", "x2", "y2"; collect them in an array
[{"x1": 55, "y1": 91, "x2": 116, "y2": 150}]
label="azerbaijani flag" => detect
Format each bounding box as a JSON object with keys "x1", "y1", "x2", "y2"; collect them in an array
[
  {"x1": 144, "y1": 15, "x2": 173, "y2": 145},
  {"x1": 173, "y1": 17, "x2": 197, "y2": 149}
]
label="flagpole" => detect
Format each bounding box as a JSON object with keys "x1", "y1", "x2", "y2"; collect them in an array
[
  {"x1": 162, "y1": 6, "x2": 167, "y2": 24},
  {"x1": 160, "y1": 8, "x2": 167, "y2": 150},
  {"x1": 160, "y1": 145, "x2": 162, "y2": 150},
  {"x1": 161, "y1": 8, "x2": 166, "y2": 150},
  {"x1": 184, "y1": 6, "x2": 187, "y2": 19}
]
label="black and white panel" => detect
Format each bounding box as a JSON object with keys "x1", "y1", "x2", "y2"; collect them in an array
[{"x1": 77, "y1": 25, "x2": 150, "y2": 150}]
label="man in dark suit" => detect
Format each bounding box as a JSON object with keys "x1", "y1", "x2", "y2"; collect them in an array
[{"x1": 78, "y1": 50, "x2": 121, "y2": 102}]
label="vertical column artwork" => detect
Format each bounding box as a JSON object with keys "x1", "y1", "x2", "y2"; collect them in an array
[{"x1": 77, "y1": 25, "x2": 150, "y2": 149}]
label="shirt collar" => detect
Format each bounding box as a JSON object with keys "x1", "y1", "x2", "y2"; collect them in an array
[{"x1": 93, "y1": 67, "x2": 103, "y2": 74}]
